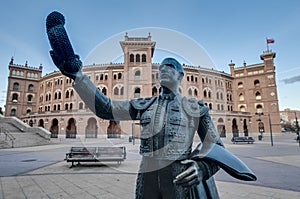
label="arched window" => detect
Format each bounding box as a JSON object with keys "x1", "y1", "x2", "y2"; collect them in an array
[
  {"x1": 216, "y1": 92, "x2": 219, "y2": 99},
  {"x1": 136, "y1": 54, "x2": 140, "y2": 62},
  {"x1": 28, "y1": 84, "x2": 34, "y2": 91},
  {"x1": 142, "y1": 54, "x2": 146, "y2": 62},
  {"x1": 218, "y1": 118, "x2": 224, "y2": 123},
  {"x1": 13, "y1": 82, "x2": 19, "y2": 90},
  {"x1": 188, "y1": 88, "x2": 193, "y2": 96},
  {"x1": 10, "y1": 108, "x2": 16, "y2": 116},
  {"x1": 54, "y1": 92, "x2": 58, "y2": 100},
  {"x1": 70, "y1": 103, "x2": 73, "y2": 110},
  {"x1": 134, "y1": 87, "x2": 141, "y2": 98},
  {"x1": 209, "y1": 103, "x2": 212, "y2": 110},
  {"x1": 53, "y1": 105, "x2": 57, "y2": 111},
  {"x1": 255, "y1": 91, "x2": 261, "y2": 100},
  {"x1": 208, "y1": 91, "x2": 212, "y2": 98},
  {"x1": 58, "y1": 92, "x2": 61, "y2": 99},
  {"x1": 114, "y1": 87, "x2": 119, "y2": 95},
  {"x1": 256, "y1": 104, "x2": 263, "y2": 113},
  {"x1": 118, "y1": 73, "x2": 122, "y2": 79},
  {"x1": 152, "y1": 87, "x2": 158, "y2": 96},
  {"x1": 102, "y1": 87, "x2": 107, "y2": 96},
  {"x1": 203, "y1": 90, "x2": 207, "y2": 98},
  {"x1": 194, "y1": 89, "x2": 198, "y2": 97},
  {"x1": 134, "y1": 70, "x2": 141, "y2": 80},
  {"x1": 239, "y1": 93, "x2": 244, "y2": 101},
  {"x1": 254, "y1": 79, "x2": 260, "y2": 86},
  {"x1": 27, "y1": 94, "x2": 33, "y2": 102},
  {"x1": 238, "y1": 82, "x2": 243, "y2": 88},
  {"x1": 79, "y1": 102, "x2": 83, "y2": 110},
  {"x1": 130, "y1": 54, "x2": 134, "y2": 62},
  {"x1": 66, "y1": 90, "x2": 70, "y2": 98},
  {"x1": 12, "y1": 93, "x2": 18, "y2": 102},
  {"x1": 120, "y1": 87, "x2": 124, "y2": 95},
  {"x1": 65, "y1": 103, "x2": 69, "y2": 110},
  {"x1": 240, "y1": 105, "x2": 246, "y2": 112}
]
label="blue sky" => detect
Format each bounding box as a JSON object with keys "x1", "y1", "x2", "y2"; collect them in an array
[{"x1": 1, "y1": 0, "x2": 300, "y2": 110}]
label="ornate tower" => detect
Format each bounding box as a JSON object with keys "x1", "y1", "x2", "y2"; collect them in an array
[
  {"x1": 120, "y1": 33, "x2": 156, "y2": 99},
  {"x1": 5, "y1": 58, "x2": 42, "y2": 121}
]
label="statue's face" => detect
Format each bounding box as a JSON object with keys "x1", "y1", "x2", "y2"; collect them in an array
[{"x1": 158, "y1": 64, "x2": 181, "y2": 89}]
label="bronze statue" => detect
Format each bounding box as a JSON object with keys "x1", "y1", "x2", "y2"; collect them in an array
[{"x1": 46, "y1": 11, "x2": 256, "y2": 199}]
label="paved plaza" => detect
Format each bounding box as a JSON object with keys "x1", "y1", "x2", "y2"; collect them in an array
[{"x1": 0, "y1": 133, "x2": 300, "y2": 199}]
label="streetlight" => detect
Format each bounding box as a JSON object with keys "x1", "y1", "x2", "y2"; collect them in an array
[
  {"x1": 295, "y1": 112, "x2": 300, "y2": 147},
  {"x1": 268, "y1": 114, "x2": 274, "y2": 147}
]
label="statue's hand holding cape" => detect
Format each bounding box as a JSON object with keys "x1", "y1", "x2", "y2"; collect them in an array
[{"x1": 191, "y1": 143, "x2": 257, "y2": 181}]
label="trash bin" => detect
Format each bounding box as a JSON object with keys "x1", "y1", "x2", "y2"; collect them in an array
[
  {"x1": 129, "y1": 136, "x2": 132, "y2": 142},
  {"x1": 258, "y1": 135, "x2": 262, "y2": 141}
]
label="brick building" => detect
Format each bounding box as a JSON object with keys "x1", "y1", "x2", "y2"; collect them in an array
[{"x1": 5, "y1": 34, "x2": 281, "y2": 138}]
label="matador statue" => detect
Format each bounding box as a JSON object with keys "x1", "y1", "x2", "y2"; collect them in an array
[{"x1": 46, "y1": 11, "x2": 256, "y2": 199}]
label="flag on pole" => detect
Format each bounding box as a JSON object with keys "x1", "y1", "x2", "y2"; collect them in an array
[{"x1": 267, "y1": 38, "x2": 275, "y2": 44}]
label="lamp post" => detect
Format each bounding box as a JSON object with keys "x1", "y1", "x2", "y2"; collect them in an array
[
  {"x1": 255, "y1": 112, "x2": 264, "y2": 140},
  {"x1": 295, "y1": 112, "x2": 300, "y2": 147},
  {"x1": 268, "y1": 114, "x2": 274, "y2": 146}
]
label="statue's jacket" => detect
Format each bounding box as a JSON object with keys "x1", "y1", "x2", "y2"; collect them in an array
[{"x1": 73, "y1": 75, "x2": 256, "y2": 198}]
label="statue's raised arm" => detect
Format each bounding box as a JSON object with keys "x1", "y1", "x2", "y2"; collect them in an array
[{"x1": 46, "y1": 11, "x2": 133, "y2": 120}]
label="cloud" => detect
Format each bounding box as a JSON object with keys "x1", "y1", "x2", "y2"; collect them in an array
[{"x1": 281, "y1": 75, "x2": 300, "y2": 84}]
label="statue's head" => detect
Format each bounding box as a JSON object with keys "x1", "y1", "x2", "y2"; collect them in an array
[
  {"x1": 158, "y1": 57, "x2": 184, "y2": 92},
  {"x1": 160, "y1": 57, "x2": 184, "y2": 76}
]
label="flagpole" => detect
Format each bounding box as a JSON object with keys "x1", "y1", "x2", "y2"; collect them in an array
[{"x1": 266, "y1": 37, "x2": 269, "y2": 52}]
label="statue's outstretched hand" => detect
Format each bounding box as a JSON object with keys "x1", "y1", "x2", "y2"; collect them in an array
[
  {"x1": 46, "y1": 11, "x2": 83, "y2": 80},
  {"x1": 49, "y1": 50, "x2": 82, "y2": 80},
  {"x1": 173, "y1": 159, "x2": 203, "y2": 187}
]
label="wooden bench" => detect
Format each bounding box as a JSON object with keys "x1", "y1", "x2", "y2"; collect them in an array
[
  {"x1": 231, "y1": 137, "x2": 255, "y2": 144},
  {"x1": 65, "y1": 146, "x2": 126, "y2": 167}
]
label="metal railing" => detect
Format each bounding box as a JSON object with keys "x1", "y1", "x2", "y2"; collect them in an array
[{"x1": 0, "y1": 127, "x2": 16, "y2": 148}]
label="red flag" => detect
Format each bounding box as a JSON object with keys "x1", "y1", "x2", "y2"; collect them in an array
[{"x1": 267, "y1": 38, "x2": 275, "y2": 44}]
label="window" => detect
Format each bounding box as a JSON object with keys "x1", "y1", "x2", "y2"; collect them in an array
[
  {"x1": 13, "y1": 82, "x2": 19, "y2": 90},
  {"x1": 134, "y1": 70, "x2": 141, "y2": 80},
  {"x1": 240, "y1": 105, "x2": 246, "y2": 112},
  {"x1": 204, "y1": 90, "x2": 207, "y2": 98},
  {"x1": 27, "y1": 94, "x2": 33, "y2": 102},
  {"x1": 12, "y1": 93, "x2": 18, "y2": 102},
  {"x1": 102, "y1": 87, "x2": 107, "y2": 95},
  {"x1": 114, "y1": 87, "x2": 119, "y2": 95},
  {"x1": 142, "y1": 54, "x2": 146, "y2": 62},
  {"x1": 136, "y1": 54, "x2": 140, "y2": 62},
  {"x1": 130, "y1": 54, "x2": 134, "y2": 62},
  {"x1": 254, "y1": 79, "x2": 260, "y2": 86},
  {"x1": 239, "y1": 93, "x2": 244, "y2": 101},
  {"x1": 66, "y1": 90, "x2": 70, "y2": 98},
  {"x1": 256, "y1": 104, "x2": 263, "y2": 113},
  {"x1": 79, "y1": 102, "x2": 83, "y2": 110},
  {"x1": 65, "y1": 104, "x2": 69, "y2": 110},
  {"x1": 28, "y1": 84, "x2": 34, "y2": 91},
  {"x1": 238, "y1": 82, "x2": 243, "y2": 88},
  {"x1": 10, "y1": 108, "x2": 16, "y2": 116},
  {"x1": 152, "y1": 87, "x2": 158, "y2": 96},
  {"x1": 256, "y1": 91, "x2": 262, "y2": 100},
  {"x1": 188, "y1": 88, "x2": 193, "y2": 96},
  {"x1": 120, "y1": 87, "x2": 124, "y2": 95},
  {"x1": 134, "y1": 87, "x2": 141, "y2": 98},
  {"x1": 194, "y1": 89, "x2": 198, "y2": 96}
]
